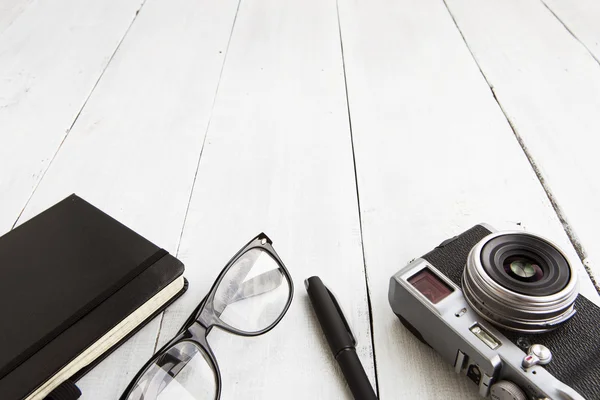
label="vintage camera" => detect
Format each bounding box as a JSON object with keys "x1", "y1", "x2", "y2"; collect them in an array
[{"x1": 389, "y1": 224, "x2": 600, "y2": 400}]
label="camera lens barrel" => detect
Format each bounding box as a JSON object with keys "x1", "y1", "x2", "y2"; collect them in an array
[{"x1": 463, "y1": 231, "x2": 579, "y2": 333}]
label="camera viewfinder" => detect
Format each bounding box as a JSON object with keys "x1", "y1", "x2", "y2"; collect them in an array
[{"x1": 408, "y1": 268, "x2": 454, "y2": 304}]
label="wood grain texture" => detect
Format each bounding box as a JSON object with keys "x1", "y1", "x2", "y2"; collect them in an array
[
  {"x1": 153, "y1": 0, "x2": 375, "y2": 398},
  {"x1": 0, "y1": 0, "x2": 146, "y2": 235},
  {"x1": 337, "y1": 0, "x2": 600, "y2": 398},
  {"x1": 12, "y1": 0, "x2": 240, "y2": 397},
  {"x1": 444, "y1": 0, "x2": 600, "y2": 289},
  {"x1": 542, "y1": 0, "x2": 600, "y2": 63},
  {"x1": 2, "y1": 0, "x2": 598, "y2": 398},
  {"x1": 0, "y1": 0, "x2": 33, "y2": 35}
]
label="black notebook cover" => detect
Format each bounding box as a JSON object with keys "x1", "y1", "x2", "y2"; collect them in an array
[{"x1": 0, "y1": 194, "x2": 187, "y2": 399}]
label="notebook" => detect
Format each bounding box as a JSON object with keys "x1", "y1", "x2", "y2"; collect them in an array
[{"x1": 0, "y1": 194, "x2": 187, "y2": 400}]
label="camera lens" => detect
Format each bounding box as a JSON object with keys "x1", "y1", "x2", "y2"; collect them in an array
[
  {"x1": 504, "y1": 256, "x2": 544, "y2": 282},
  {"x1": 463, "y1": 231, "x2": 579, "y2": 333},
  {"x1": 480, "y1": 233, "x2": 571, "y2": 296}
]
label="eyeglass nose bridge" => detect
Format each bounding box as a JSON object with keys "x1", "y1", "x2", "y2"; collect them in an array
[{"x1": 187, "y1": 320, "x2": 210, "y2": 341}]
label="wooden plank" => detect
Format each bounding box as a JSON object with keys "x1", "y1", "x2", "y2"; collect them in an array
[
  {"x1": 443, "y1": 0, "x2": 600, "y2": 288},
  {"x1": 542, "y1": 0, "x2": 600, "y2": 63},
  {"x1": 154, "y1": 0, "x2": 375, "y2": 398},
  {"x1": 13, "y1": 0, "x2": 240, "y2": 397},
  {"x1": 0, "y1": 0, "x2": 143, "y2": 235},
  {"x1": 0, "y1": 0, "x2": 33, "y2": 35},
  {"x1": 337, "y1": 0, "x2": 600, "y2": 398}
]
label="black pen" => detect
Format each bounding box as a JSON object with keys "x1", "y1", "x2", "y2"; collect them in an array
[{"x1": 305, "y1": 276, "x2": 377, "y2": 400}]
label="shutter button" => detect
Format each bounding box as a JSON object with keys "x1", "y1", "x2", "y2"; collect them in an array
[{"x1": 522, "y1": 344, "x2": 552, "y2": 368}]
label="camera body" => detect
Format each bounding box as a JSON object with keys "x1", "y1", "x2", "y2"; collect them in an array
[{"x1": 389, "y1": 224, "x2": 600, "y2": 400}]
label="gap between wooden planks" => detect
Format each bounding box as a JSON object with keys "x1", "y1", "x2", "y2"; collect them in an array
[
  {"x1": 12, "y1": 0, "x2": 240, "y2": 397},
  {"x1": 337, "y1": 0, "x2": 600, "y2": 398},
  {"x1": 154, "y1": 0, "x2": 375, "y2": 398},
  {"x1": 542, "y1": 0, "x2": 600, "y2": 64},
  {"x1": 444, "y1": 0, "x2": 600, "y2": 292},
  {"x1": 0, "y1": 0, "x2": 144, "y2": 234}
]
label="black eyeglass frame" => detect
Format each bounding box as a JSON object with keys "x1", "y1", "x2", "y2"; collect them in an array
[{"x1": 120, "y1": 233, "x2": 294, "y2": 400}]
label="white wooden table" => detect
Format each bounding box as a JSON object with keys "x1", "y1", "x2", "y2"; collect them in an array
[{"x1": 1, "y1": 0, "x2": 599, "y2": 398}]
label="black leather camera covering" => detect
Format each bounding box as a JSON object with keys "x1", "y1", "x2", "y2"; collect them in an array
[{"x1": 421, "y1": 225, "x2": 600, "y2": 400}]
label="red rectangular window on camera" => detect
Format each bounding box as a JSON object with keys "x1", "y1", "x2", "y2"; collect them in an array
[{"x1": 408, "y1": 268, "x2": 454, "y2": 304}]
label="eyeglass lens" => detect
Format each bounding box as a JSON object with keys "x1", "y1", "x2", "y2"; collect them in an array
[
  {"x1": 125, "y1": 247, "x2": 291, "y2": 399},
  {"x1": 213, "y1": 248, "x2": 290, "y2": 333},
  {"x1": 125, "y1": 341, "x2": 217, "y2": 400}
]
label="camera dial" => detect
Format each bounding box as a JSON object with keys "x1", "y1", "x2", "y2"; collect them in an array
[
  {"x1": 462, "y1": 231, "x2": 579, "y2": 333},
  {"x1": 490, "y1": 380, "x2": 527, "y2": 400},
  {"x1": 490, "y1": 381, "x2": 527, "y2": 400}
]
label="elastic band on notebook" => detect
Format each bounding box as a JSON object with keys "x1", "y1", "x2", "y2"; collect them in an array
[{"x1": 0, "y1": 249, "x2": 168, "y2": 381}]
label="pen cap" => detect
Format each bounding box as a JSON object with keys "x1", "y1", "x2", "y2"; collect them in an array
[{"x1": 305, "y1": 276, "x2": 355, "y2": 356}]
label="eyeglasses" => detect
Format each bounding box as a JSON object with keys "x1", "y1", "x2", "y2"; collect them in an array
[{"x1": 120, "y1": 233, "x2": 294, "y2": 400}]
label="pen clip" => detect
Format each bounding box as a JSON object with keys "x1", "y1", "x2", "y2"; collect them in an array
[{"x1": 325, "y1": 287, "x2": 357, "y2": 347}]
